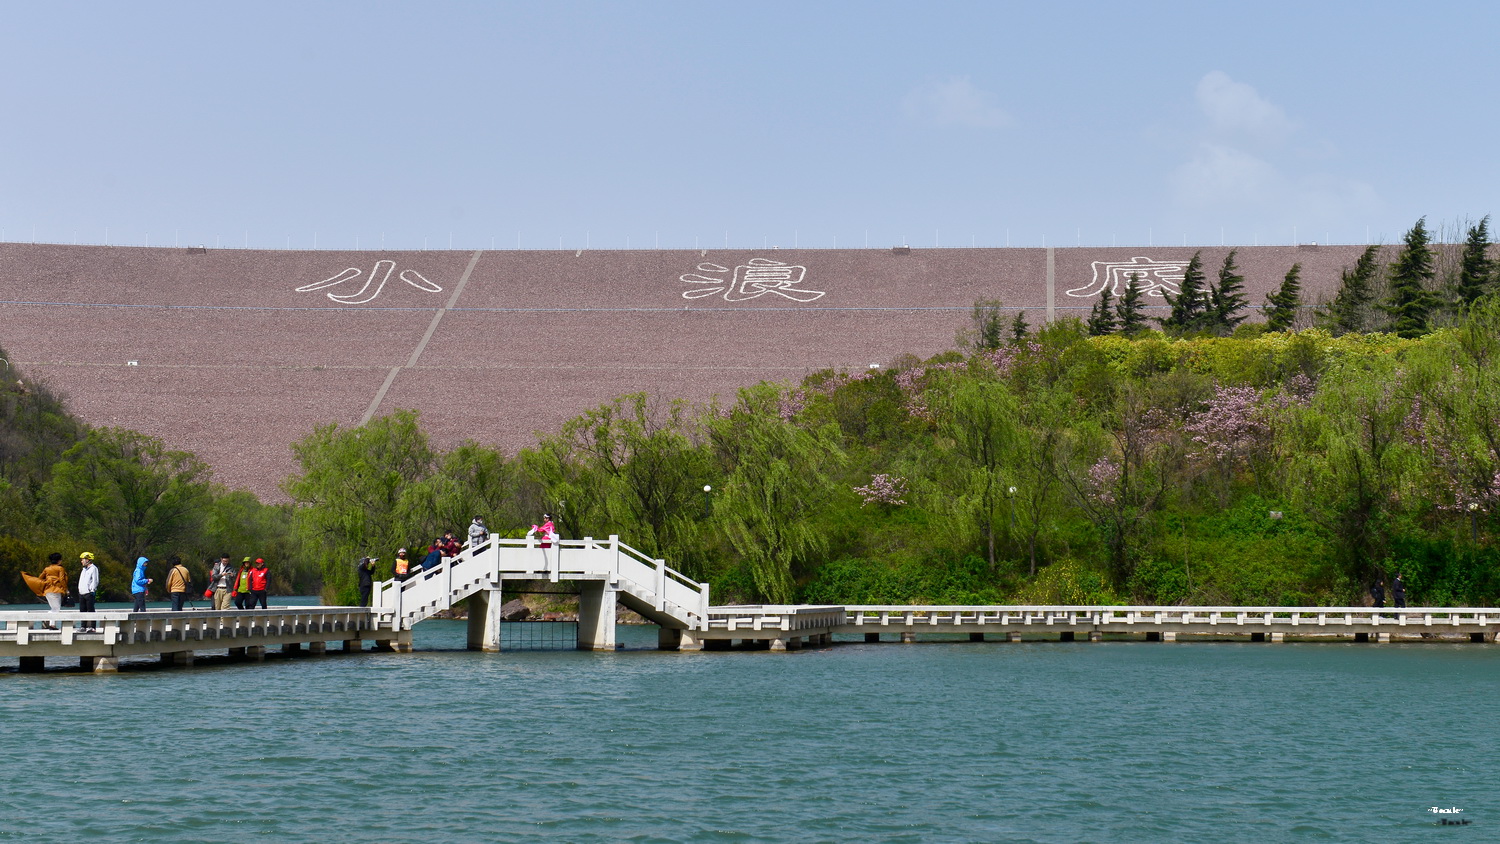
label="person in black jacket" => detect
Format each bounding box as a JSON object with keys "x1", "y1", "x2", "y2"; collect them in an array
[
  {"x1": 1392, "y1": 573, "x2": 1407, "y2": 609},
  {"x1": 1370, "y1": 580, "x2": 1385, "y2": 609},
  {"x1": 356, "y1": 556, "x2": 377, "y2": 607}
]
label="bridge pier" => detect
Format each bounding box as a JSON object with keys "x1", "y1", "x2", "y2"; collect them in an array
[
  {"x1": 466, "y1": 589, "x2": 503, "y2": 652},
  {"x1": 659, "y1": 627, "x2": 704, "y2": 651},
  {"x1": 1006, "y1": 632, "x2": 1022, "y2": 643},
  {"x1": 93, "y1": 656, "x2": 119, "y2": 673},
  {"x1": 309, "y1": 641, "x2": 327, "y2": 655},
  {"x1": 576, "y1": 581, "x2": 617, "y2": 651},
  {"x1": 342, "y1": 639, "x2": 362, "y2": 652},
  {"x1": 1088, "y1": 631, "x2": 1101, "y2": 642},
  {"x1": 246, "y1": 646, "x2": 266, "y2": 661},
  {"x1": 900, "y1": 632, "x2": 914, "y2": 644},
  {"x1": 161, "y1": 651, "x2": 193, "y2": 666}
]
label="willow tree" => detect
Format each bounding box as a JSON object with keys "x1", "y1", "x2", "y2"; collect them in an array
[
  {"x1": 707, "y1": 383, "x2": 843, "y2": 603},
  {"x1": 44, "y1": 427, "x2": 213, "y2": 567},
  {"x1": 1274, "y1": 358, "x2": 1421, "y2": 582},
  {"x1": 284, "y1": 409, "x2": 436, "y2": 602}
]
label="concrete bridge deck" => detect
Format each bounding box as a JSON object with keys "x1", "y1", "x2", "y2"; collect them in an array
[
  {"x1": 7, "y1": 600, "x2": 1499, "y2": 672},
  {"x1": 0, "y1": 607, "x2": 399, "y2": 672}
]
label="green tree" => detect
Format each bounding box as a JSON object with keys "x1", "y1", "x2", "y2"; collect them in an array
[
  {"x1": 960, "y1": 298, "x2": 1006, "y2": 352},
  {"x1": 707, "y1": 384, "x2": 842, "y2": 602},
  {"x1": 1453, "y1": 216, "x2": 1495, "y2": 310},
  {"x1": 1159, "y1": 252, "x2": 1208, "y2": 335},
  {"x1": 521, "y1": 393, "x2": 710, "y2": 569},
  {"x1": 283, "y1": 409, "x2": 437, "y2": 603},
  {"x1": 1276, "y1": 358, "x2": 1420, "y2": 581},
  {"x1": 1009, "y1": 311, "x2": 1030, "y2": 343},
  {"x1": 1317, "y1": 245, "x2": 1381, "y2": 335},
  {"x1": 44, "y1": 427, "x2": 214, "y2": 566},
  {"x1": 1207, "y1": 250, "x2": 1248, "y2": 334},
  {"x1": 1086, "y1": 286, "x2": 1116, "y2": 336},
  {"x1": 1380, "y1": 218, "x2": 1439, "y2": 338},
  {"x1": 1264, "y1": 263, "x2": 1303, "y2": 333},
  {"x1": 1115, "y1": 273, "x2": 1149, "y2": 336},
  {"x1": 934, "y1": 378, "x2": 1023, "y2": 570}
]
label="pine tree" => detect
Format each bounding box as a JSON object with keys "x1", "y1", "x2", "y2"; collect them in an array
[
  {"x1": 1207, "y1": 249, "x2": 1248, "y2": 334},
  {"x1": 1159, "y1": 251, "x2": 1207, "y2": 334},
  {"x1": 1009, "y1": 311, "x2": 1030, "y2": 343},
  {"x1": 1086, "y1": 285, "x2": 1116, "y2": 336},
  {"x1": 1115, "y1": 273, "x2": 1148, "y2": 336},
  {"x1": 1317, "y1": 245, "x2": 1380, "y2": 335},
  {"x1": 1264, "y1": 263, "x2": 1302, "y2": 333},
  {"x1": 1380, "y1": 217, "x2": 1439, "y2": 338},
  {"x1": 1454, "y1": 216, "x2": 1495, "y2": 310}
]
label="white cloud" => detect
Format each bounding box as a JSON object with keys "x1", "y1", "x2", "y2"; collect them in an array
[
  {"x1": 902, "y1": 76, "x2": 1010, "y2": 129},
  {"x1": 1171, "y1": 142, "x2": 1379, "y2": 228},
  {"x1": 1167, "y1": 72, "x2": 1379, "y2": 232},
  {"x1": 1195, "y1": 71, "x2": 1294, "y2": 145}
]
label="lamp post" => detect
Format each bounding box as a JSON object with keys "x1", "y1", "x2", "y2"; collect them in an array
[
  {"x1": 702, "y1": 485, "x2": 712, "y2": 519},
  {"x1": 1469, "y1": 502, "x2": 1480, "y2": 545},
  {"x1": 1007, "y1": 486, "x2": 1017, "y2": 535}
]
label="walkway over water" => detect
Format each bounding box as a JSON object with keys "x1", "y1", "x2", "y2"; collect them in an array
[{"x1": 5, "y1": 534, "x2": 1500, "y2": 671}]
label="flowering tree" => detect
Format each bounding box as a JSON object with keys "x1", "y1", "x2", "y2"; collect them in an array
[{"x1": 853, "y1": 473, "x2": 908, "y2": 507}]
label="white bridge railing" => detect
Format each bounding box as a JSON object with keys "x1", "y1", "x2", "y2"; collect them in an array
[
  {"x1": 840, "y1": 605, "x2": 1500, "y2": 630},
  {"x1": 372, "y1": 535, "x2": 710, "y2": 632}
]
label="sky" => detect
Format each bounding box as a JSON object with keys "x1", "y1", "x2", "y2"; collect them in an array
[{"x1": 1, "y1": 1, "x2": 1495, "y2": 252}]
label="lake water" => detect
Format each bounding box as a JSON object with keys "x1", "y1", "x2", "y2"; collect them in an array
[{"x1": 2, "y1": 605, "x2": 1495, "y2": 842}]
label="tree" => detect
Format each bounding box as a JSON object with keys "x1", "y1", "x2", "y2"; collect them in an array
[
  {"x1": 1264, "y1": 263, "x2": 1303, "y2": 333},
  {"x1": 961, "y1": 298, "x2": 1006, "y2": 352},
  {"x1": 935, "y1": 378, "x2": 1023, "y2": 570},
  {"x1": 1317, "y1": 245, "x2": 1381, "y2": 335},
  {"x1": 521, "y1": 393, "x2": 710, "y2": 569},
  {"x1": 44, "y1": 427, "x2": 213, "y2": 566},
  {"x1": 1380, "y1": 217, "x2": 1439, "y2": 338},
  {"x1": 1086, "y1": 285, "x2": 1116, "y2": 336},
  {"x1": 1453, "y1": 216, "x2": 1495, "y2": 311},
  {"x1": 1115, "y1": 273, "x2": 1149, "y2": 336},
  {"x1": 1159, "y1": 252, "x2": 1208, "y2": 334},
  {"x1": 1207, "y1": 250, "x2": 1248, "y2": 334},
  {"x1": 283, "y1": 410, "x2": 437, "y2": 602},
  {"x1": 707, "y1": 383, "x2": 842, "y2": 602},
  {"x1": 1009, "y1": 311, "x2": 1030, "y2": 343}
]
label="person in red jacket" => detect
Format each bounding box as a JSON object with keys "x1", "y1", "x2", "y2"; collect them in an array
[{"x1": 248, "y1": 558, "x2": 270, "y2": 609}]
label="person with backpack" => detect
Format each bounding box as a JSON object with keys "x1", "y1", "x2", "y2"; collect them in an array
[
  {"x1": 166, "y1": 555, "x2": 192, "y2": 611},
  {"x1": 355, "y1": 555, "x2": 377, "y2": 606}
]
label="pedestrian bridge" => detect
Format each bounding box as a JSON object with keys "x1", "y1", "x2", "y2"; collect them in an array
[
  {"x1": 5, "y1": 533, "x2": 1500, "y2": 672},
  {"x1": 371, "y1": 534, "x2": 711, "y2": 651}
]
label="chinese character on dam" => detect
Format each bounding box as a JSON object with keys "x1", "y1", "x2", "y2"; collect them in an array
[
  {"x1": 295, "y1": 259, "x2": 442, "y2": 304},
  {"x1": 680, "y1": 258, "x2": 825, "y2": 302},
  {"x1": 1066, "y1": 256, "x2": 1191, "y2": 299}
]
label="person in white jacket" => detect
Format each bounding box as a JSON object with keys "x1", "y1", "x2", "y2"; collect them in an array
[
  {"x1": 77, "y1": 552, "x2": 100, "y2": 631},
  {"x1": 468, "y1": 517, "x2": 489, "y2": 551}
]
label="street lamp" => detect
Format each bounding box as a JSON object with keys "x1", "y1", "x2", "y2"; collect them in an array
[
  {"x1": 702, "y1": 485, "x2": 712, "y2": 518},
  {"x1": 1469, "y1": 502, "x2": 1480, "y2": 544}
]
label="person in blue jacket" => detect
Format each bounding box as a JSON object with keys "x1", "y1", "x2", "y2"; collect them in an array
[{"x1": 131, "y1": 556, "x2": 153, "y2": 612}]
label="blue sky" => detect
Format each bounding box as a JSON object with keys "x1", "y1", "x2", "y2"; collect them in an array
[{"x1": 1, "y1": 1, "x2": 1494, "y2": 251}]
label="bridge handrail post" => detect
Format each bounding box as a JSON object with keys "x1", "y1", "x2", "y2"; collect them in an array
[
  {"x1": 655, "y1": 559, "x2": 666, "y2": 612},
  {"x1": 610, "y1": 534, "x2": 621, "y2": 581},
  {"x1": 699, "y1": 582, "x2": 710, "y2": 631}
]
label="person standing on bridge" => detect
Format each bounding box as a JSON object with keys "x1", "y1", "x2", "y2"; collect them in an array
[
  {"x1": 468, "y1": 517, "x2": 489, "y2": 552},
  {"x1": 1392, "y1": 573, "x2": 1407, "y2": 609},
  {"x1": 209, "y1": 554, "x2": 235, "y2": 610},
  {"x1": 233, "y1": 557, "x2": 254, "y2": 609},
  {"x1": 77, "y1": 552, "x2": 99, "y2": 628},
  {"x1": 41, "y1": 552, "x2": 68, "y2": 627},
  {"x1": 1370, "y1": 579, "x2": 1385, "y2": 609},
  {"x1": 440, "y1": 531, "x2": 462, "y2": 560},
  {"x1": 393, "y1": 548, "x2": 411, "y2": 581},
  {"x1": 355, "y1": 556, "x2": 377, "y2": 606},
  {"x1": 249, "y1": 558, "x2": 270, "y2": 609},
  {"x1": 130, "y1": 556, "x2": 152, "y2": 612},
  {"x1": 166, "y1": 555, "x2": 192, "y2": 611}
]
